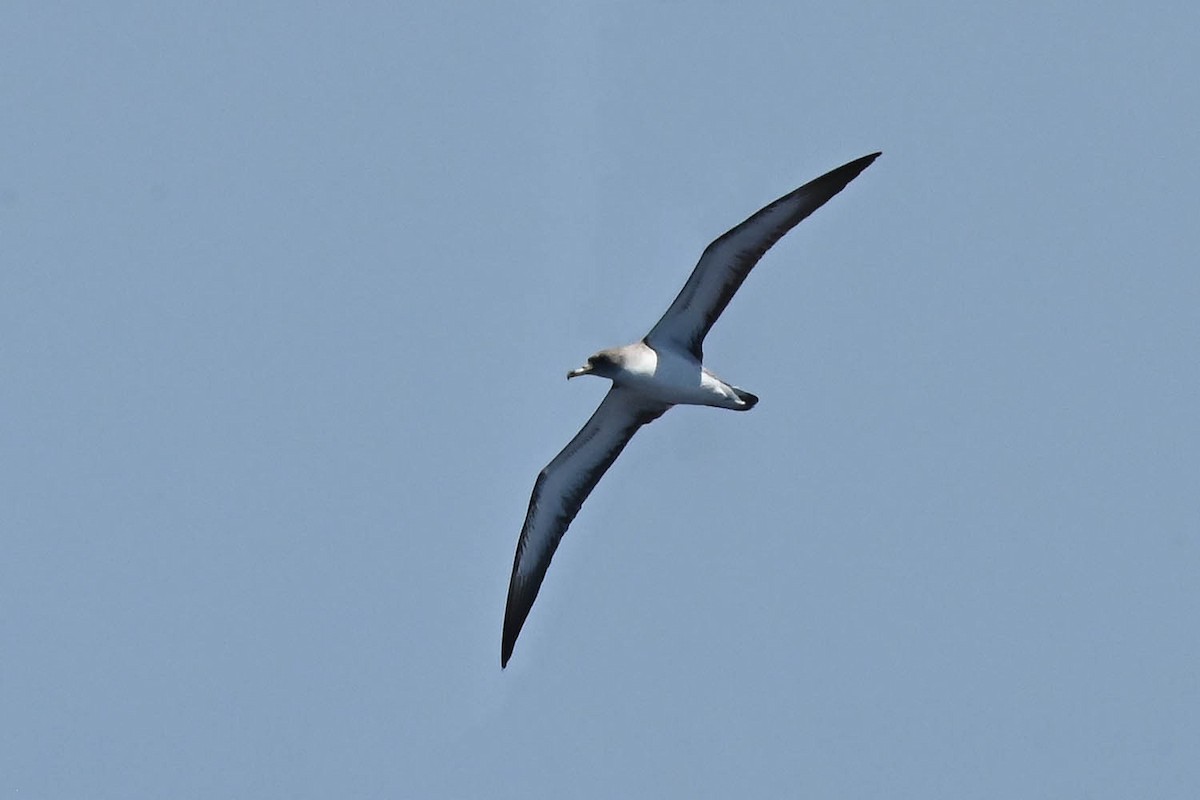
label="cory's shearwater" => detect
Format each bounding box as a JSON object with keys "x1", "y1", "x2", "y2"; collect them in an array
[{"x1": 502, "y1": 153, "x2": 880, "y2": 667}]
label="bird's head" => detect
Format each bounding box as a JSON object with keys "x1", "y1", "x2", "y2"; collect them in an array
[{"x1": 567, "y1": 349, "x2": 619, "y2": 380}]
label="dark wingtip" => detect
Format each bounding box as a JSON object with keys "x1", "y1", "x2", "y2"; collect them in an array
[
  {"x1": 501, "y1": 625, "x2": 515, "y2": 669},
  {"x1": 793, "y1": 152, "x2": 881, "y2": 210},
  {"x1": 501, "y1": 634, "x2": 514, "y2": 669},
  {"x1": 826, "y1": 152, "x2": 881, "y2": 184},
  {"x1": 501, "y1": 594, "x2": 528, "y2": 669}
]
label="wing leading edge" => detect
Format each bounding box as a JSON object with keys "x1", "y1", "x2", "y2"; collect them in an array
[
  {"x1": 645, "y1": 152, "x2": 881, "y2": 360},
  {"x1": 502, "y1": 388, "x2": 669, "y2": 667}
]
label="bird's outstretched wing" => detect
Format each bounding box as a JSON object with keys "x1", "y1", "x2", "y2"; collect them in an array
[
  {"x1": 502, "y1": 388, "x2": 668, "y2": 667},
  {"x1": 644, "y1": 152, "x2": 880, "y2": 360}
]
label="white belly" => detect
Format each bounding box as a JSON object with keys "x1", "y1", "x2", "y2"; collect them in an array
[{"x1": 614, "y1": 342, "x2": 745, "y2": 409}]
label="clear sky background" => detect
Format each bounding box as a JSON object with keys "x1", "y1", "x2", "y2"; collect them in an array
[{"x1": 3, "y1": 3, "x2": 1198, "y2": 798}]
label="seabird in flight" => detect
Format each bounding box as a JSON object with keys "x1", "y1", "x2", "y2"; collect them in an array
[{"x1": 502, "y1": 152, "x2": 880, "y2": 667}]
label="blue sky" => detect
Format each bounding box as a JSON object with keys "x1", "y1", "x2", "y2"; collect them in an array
[{"x1": 3, "y1": 3, "x2": 1198, "y2": 798}]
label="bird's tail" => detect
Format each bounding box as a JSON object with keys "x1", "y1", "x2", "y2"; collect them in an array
[{"x1": 733, "y1": 388, "x2": 758, "y2": 410}]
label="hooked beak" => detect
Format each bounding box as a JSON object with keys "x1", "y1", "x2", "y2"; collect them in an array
[{"x1": 567, "y1": 364, "x2": 592, "y2": 380}]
